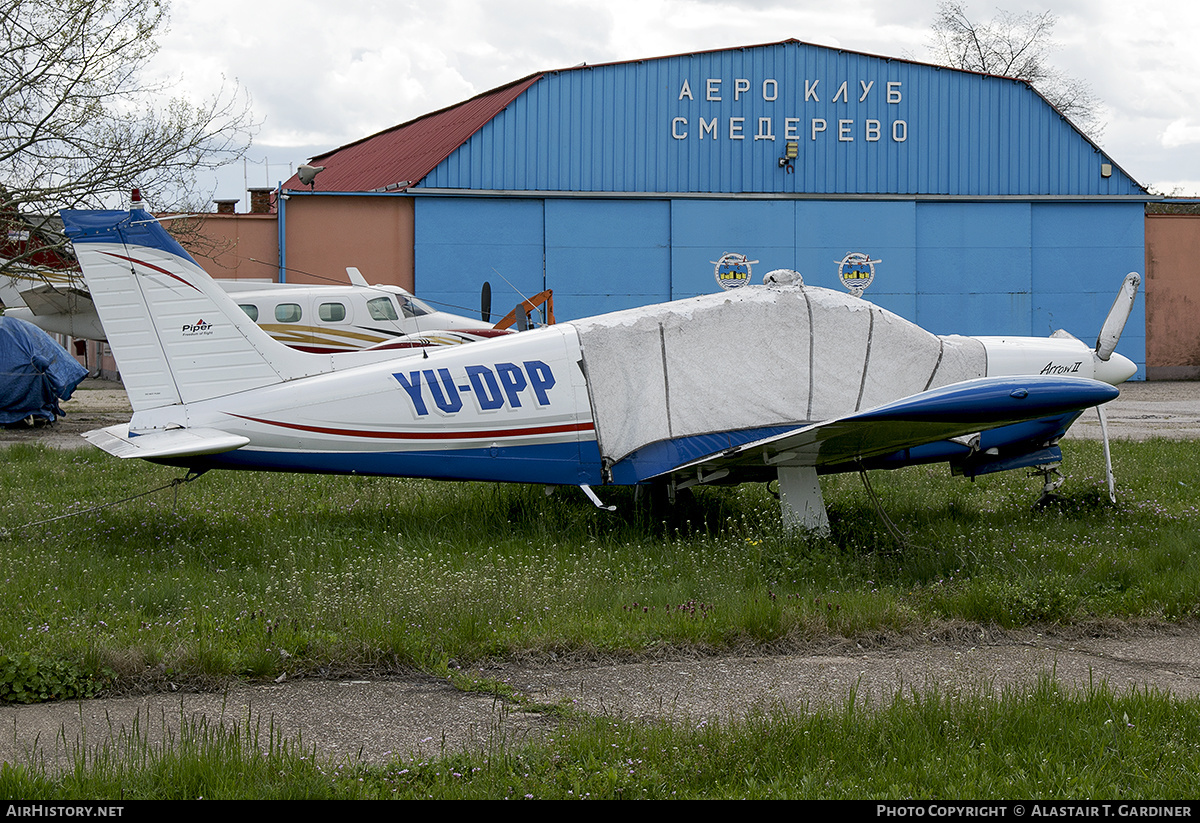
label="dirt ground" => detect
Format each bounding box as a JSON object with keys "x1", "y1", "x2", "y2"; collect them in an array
[{"x1": 3, "y1": 378, "x2": 1200, "y2": 771}]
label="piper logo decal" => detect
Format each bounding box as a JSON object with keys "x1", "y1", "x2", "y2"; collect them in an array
[
  {"x1": 394, "y1": 361, "x2": 556, "y2": 416},
  {"x1": 182, "y1": 319, "x2": 213, "y2": 336}
]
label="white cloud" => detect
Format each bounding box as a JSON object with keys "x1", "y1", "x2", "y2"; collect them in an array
[
  {"x1": 144, "y1": 0, "x2": 1200, "y2": 198},
  {"x1": 1161, "y1": 119, "x2": 1200, "y2": 150}
]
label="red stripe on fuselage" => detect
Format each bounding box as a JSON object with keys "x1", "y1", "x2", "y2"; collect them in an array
[{"x1": 227, "y1": 413, "x2": 595, "y2": 441}]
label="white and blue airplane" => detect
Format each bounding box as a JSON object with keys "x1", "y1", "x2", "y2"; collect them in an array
[{"x1": 60, "y1": 204, "x2": 1139, "y2": 534}]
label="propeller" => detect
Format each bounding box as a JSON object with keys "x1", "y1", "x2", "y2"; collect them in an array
[
  {"x1": 1090, "y1": 273, "x2": 1141, "y2": 386},
  {"x1": 1095, "y1": 272, "x2": 1141, "y2": 362},
  {"x1": 480, "y1": 281, "x2": 491, "y2": 324},
  {"x1": 1091, "y1": 272, "x2": 1140, "y2": 504}
]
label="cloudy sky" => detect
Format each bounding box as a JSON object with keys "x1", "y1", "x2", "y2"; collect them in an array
[{"x1": 146, "y1": 0, "x2": 1200, "y2": 204}]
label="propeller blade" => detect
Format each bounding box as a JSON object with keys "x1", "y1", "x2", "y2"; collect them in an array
[
  {"x1": 1098, "y1": 404, "x2": 1116, "y2": 504},
  {"x1": 1095, "y1": 272, "x2": 1141, "y2": 362},
  {"x1": 480, "y1": 281, "x2": 491, "y2": 323}
]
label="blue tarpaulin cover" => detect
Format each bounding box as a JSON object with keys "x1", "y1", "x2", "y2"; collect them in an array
[{"x1": 0, "y1": 314, "x2": 88, "y2": 425}]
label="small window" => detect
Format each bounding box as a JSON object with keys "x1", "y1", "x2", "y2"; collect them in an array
[
  {"x1": 367, "y1": 297, "x2": 399, "y2": 321},
  {"x1": 238, "y1": 304, "x2": 259, "y2": 322},
  {"x1": 319, "y1": 302, "x2": 346, "y2": 322},
  {"x1": 275, "y1": 303, "x2": 302, "y2": 323}
]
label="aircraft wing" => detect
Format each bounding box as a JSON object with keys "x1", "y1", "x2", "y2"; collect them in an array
[
  {"x1": 83, "y1": 424, "x2": 250, "y2": 460},
  {"x1": 653, "y1": 375, "x2": 1118, "y2": 483}
]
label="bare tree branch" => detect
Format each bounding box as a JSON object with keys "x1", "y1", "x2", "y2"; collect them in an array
[
  {"x1": 1, "y1": 0, "x2": 257, "y2": 278},
  {"x1": 927, "y1": 1, "x2": 1105, "y2": 141}
]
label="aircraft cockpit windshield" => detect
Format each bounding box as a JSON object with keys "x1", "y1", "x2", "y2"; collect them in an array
[
  {"x1": 395, "y1": 294, "x2": 433, "y2": 319},
  {"x1": 367, "y1": 294, "x2": 433, "y2": 322}
]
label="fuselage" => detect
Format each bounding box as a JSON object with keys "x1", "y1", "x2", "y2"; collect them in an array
[
  {"x1": 2, "y1": 271, "x2": 502, "y2": 352},
  {"x1": 60, "y1": 207, "x2": 1135, "y2": 493},
  {"x1": 978, "y1": 335, "x2": 1137, "y2": 386},
  {"x1": 139, "y1": 318, "x2": 1130, "y2": 486},
  {"x1": 139, "y1": 323, "x2": 603, "y2": 485}
]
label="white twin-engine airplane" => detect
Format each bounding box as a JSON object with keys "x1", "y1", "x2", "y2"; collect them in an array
[
  {"x1": 61, "y1": 206, "x2": 1139, "y2": 534},
  {"x1": 0, "y1": 257, "x2": 516, "y2": 352}
]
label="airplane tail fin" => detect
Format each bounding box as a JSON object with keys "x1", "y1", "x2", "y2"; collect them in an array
[{"x1": 61, "y1": 208, "x2": 317, "y2": 412}]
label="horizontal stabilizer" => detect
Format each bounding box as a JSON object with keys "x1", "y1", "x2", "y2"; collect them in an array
[
  {"x1": 18, "y1": 284, "x2": 95, "y2": 317},
  {"x1": 83, "y1": 425, "x2": 249, "y2": 460}
]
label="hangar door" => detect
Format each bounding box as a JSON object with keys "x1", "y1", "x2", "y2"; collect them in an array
[
  {"x1": 415, "y1": 197, "x2": 671, "y2": 322},
  {"x1": 413, "y1": 196, "x2": 1144, "y2": 375},
  {"x1": 413, "y1": 197, "x2": 545, "y2": 322},
  {"x1": 544, "y1": 200, "x2": 671, "y2": 318}
]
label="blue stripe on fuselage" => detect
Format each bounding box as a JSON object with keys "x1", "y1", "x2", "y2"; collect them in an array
[{"x1": 154, "y1": 440, "x2": 605, "y2": 486}]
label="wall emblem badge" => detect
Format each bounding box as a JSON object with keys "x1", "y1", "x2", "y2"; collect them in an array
[
  {"x1": 836, "y1": 252, "x2": 880, "y2": 297},
  {"x1": 712, "y1": 252, "x2": 759, "y2": 291}
]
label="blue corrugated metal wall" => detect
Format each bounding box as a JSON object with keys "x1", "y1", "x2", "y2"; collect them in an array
[
  {"x1": 545, "y1": 200, "x2": 671, "y2": 315},
  {"x1": 411, "y1": 41, "x2": 1147, "y2": 376},
  {"x1": 421, "y1": 41, "x2": 1140, "y2": 197},
  {"x1": 414, "y1": 198, "x2": 545, "y2": 320},
  {"x1": 415, "y1": 197, "x2": 1145, "y2": 375}
]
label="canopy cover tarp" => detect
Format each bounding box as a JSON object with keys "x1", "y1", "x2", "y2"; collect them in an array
[
  {"x1": 574, "y1": 285, "x2": 987, "y2": 464},
  {"x1": 0, "y1": 315, "x2": 87, "y2": 424}
]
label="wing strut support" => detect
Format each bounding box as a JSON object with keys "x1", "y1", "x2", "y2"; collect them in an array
[{"x1": 777, "y1": 466, "x2": 830, "y2": 537}]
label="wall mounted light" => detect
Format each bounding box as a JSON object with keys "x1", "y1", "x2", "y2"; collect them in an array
[{"x1": 779, "y1": 141, "x2": 798, "y2": 173}]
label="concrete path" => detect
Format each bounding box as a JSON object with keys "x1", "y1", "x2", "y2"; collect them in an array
[{"x1": 3, "y1": 626, "x2": 1199, "y2": 770}]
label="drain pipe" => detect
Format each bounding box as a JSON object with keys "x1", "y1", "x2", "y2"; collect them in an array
[{"x1": 276, "y1": 183, "x2": 287, "y2": 283}]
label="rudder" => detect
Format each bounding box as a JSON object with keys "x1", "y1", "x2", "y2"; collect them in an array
[{"x1": 62, "y1": 208, "x2": 312, "y2": 411}]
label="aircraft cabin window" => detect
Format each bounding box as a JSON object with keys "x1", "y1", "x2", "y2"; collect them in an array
[
  {"x1": 367, "y1": 297, "x2": 399, "y2": 321},
  {"x1": 275, "y1": 303, "x2": 302, "y2": 323},
  {"x1": 239, "y1": 304, "x2": 259, "y2": 322},
  {"x1": 319, "y1": 302, "x2": 346, "y2": 322}
]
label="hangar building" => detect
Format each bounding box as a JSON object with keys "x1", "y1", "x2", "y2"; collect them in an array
[{"x1": 235, "y1": 39, "x2": 1150, "y2": 375}]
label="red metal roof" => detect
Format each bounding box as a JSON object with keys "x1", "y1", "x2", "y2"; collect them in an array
[{"x1": 281, "y1": 75, "x2": 542, "y2": 193}]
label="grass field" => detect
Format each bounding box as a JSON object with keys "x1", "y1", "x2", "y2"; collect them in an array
[{"x1": 2, "y1": 439, "x2": 1199, "y2": 797}]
